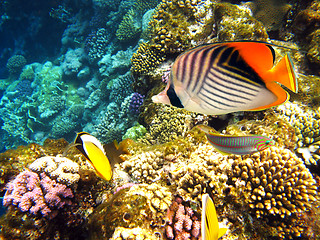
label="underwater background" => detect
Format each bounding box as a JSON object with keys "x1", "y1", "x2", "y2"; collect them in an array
[{"x1": 0, "y1": 0, "x2": 320, "y2": 239}]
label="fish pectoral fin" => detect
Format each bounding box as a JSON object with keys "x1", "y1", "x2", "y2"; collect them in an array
[{"x1": 248, "y1": 82, "x2": 289, "y2": 111}]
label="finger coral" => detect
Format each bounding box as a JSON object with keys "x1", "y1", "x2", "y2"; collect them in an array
[
  {"x1": 29, "y1": 155, "x2": 80, "y2": 186},
  {"x1": 226, "y1": 146, "x2": 318, "y2": 238},
  {"x1": 3, "y1": 169, "x2": 74, "y2": 219},
  {"x1": 165, "y1": 196, "x2": 201, "y2": 240}
]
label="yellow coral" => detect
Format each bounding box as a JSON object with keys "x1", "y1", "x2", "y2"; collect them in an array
[
  {"x1": 29, "y1": 155, "x2": 80, "y2": 186},
  {"x1": 131, "y1": 42, "x2": 165, "y2": 75}
]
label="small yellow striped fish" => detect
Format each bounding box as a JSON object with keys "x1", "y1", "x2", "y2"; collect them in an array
[
  {"x1": 202, "y1": 193, "x2": 227, "y2": 240},
  {"x1": 152, "y1": 41, "x2": 298, "y2": 115},
  {"x1": 197, "y1": 125, "x2": 274, "y2": 155},
  {"x1": 74, "y1": 132, "x2": 112, "y2": 181}
]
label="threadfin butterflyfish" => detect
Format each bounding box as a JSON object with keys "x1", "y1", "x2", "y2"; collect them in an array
[
  {"x1": 197, "y1": 125, "x2": 274, "y2": 155},
  {"x1": 152, "y1": 41, "x2": 298, "y2": 115},
  {"x1": 201, "y1": 192, "x2": 227, "y2": 240},
  {"x1": 74, "y1": 132, "x2": 112, "y2": 181}
]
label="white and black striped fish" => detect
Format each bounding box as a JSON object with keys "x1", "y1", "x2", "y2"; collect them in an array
[{"x1": 152, "y1": 41, "x2": 298, "y2": 115}]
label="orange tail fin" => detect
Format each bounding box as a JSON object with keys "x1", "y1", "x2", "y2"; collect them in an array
[{"x1": 267, "y1": 54, "x2": 298, "y2": 93}]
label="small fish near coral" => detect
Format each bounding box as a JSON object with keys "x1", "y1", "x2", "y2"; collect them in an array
[
  {"x1": 74, "y1": 132, "x2": 113, "y2": 181},
  {"x1": 201, "y1": 191, "x2": 227, "y2": 240},
  {"x1": 197, "y1": 125, "x2": 274, "y2": 155},
  {"x1": 152, "y1": 41, "x2": 298, "y2": 115}
]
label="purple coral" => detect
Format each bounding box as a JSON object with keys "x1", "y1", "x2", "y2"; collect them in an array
[
  {"x1": 129, "y1": 92, "x2": 145, "y2": 114},
  {"x1": 3, "y1": 170, "x2": 73, "y2": 219},
  {"x1": 165, "y1": 196, "x2": 201, "y2": 240}
]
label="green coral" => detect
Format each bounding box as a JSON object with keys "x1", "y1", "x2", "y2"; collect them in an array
[
  {"x1": 122, "y1": 123, "x2": 147, "y2": 141},
  {"x1": 116, "y1": 9, "x2": 142, "y2": 42}
]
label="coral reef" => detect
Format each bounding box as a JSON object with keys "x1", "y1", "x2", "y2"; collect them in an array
[
  {"x1": 61, "y1": 48, "x2": 87, "y2": 77},
  {"x1": 131, "y1": 41, "x2": 166, "y2": 75},
  {"x1": 128, "y1": 92, "x2": 144, "y2": 114},
  {"x1": 116, "y1": 9, "x2": 142, "y2": 42},
  {"x1": 110, "y1": 227, "x2": 159, "y2": 240},
  {"x1": 85, "y1": 28, "x2": 111, "y2": 63},
  {"x1": 275, "y1": 102, "x2": 320, "y2": 149}
]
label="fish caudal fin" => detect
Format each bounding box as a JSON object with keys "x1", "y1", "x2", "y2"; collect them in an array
[{"x1": 268, "y1": 54, "x2": 298, "y2": 93}]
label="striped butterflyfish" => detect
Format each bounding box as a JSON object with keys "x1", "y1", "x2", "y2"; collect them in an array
[
  {"x1": 74, "y1": 132, "x2": 112, "y2": 181},
  {"x1": 197, "y1": 125, "x2": 274, "y2": 155},
  {"x1": 201, "y1": 192, "x2": 227, "y2": 240},
  {"x1": 152, "y1": 41, "x2": 298, "y2": 115}
]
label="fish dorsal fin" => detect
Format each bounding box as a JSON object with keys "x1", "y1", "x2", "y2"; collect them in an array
[{"x1": 226, "y1": 42, "x2": 275, "y2": 73}]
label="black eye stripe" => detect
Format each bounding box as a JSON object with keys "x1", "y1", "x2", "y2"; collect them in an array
[{"x1": 167, "y1": 84, "x2": 184, "y2": 108}]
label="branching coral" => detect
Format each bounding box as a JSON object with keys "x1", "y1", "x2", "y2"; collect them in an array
[
  {"x1": 165, "y1": 196, "x2": 201, "y2": 240},
  {"x1": 226, "y1": 146, "x2": 318, "y2": 238},
  {"x1": 29, "y1": 156, "x2": 80, "y2": 186},
  {"x1": 116, "y1": 9, "x2": 142, "y2": 42},
  {"x1": 131, "y1": 41, "x2": 165, "y2": 75}
]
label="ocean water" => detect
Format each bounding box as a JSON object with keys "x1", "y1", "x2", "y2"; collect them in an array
[{"x1": 0, "y1": 0, "x2": 319, "y2": 239}]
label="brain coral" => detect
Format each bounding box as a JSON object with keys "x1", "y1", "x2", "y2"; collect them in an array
[{"x1": 6, "y1": 55, "x2": 27, "y2": 75}]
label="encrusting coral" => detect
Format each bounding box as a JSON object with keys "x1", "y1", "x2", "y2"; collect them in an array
[{"x1": 88, "y1": 183, "x2": 172, "y2": 239}]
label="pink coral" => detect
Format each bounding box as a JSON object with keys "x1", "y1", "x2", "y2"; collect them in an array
[
  {"x1": 165, "y1": 196, "x2": 201, "y2": 239},
  {"x1": 3, "y1": 169, "x2": 74, "y2": 218}
]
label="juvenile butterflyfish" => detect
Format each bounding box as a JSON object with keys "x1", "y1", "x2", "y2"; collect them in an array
[
  {"x1": 152, "y1": 41, "x2": 298, "y2": 115},
  {"x1": 74, "y1": 132, "x2": 112, "y2": 181},
  {"x1": 197, "y1": 125, "x2": 274, "y2": 155},
  {"x1": 202, "y1": 192, "x2": 227, "y2": 240}
]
